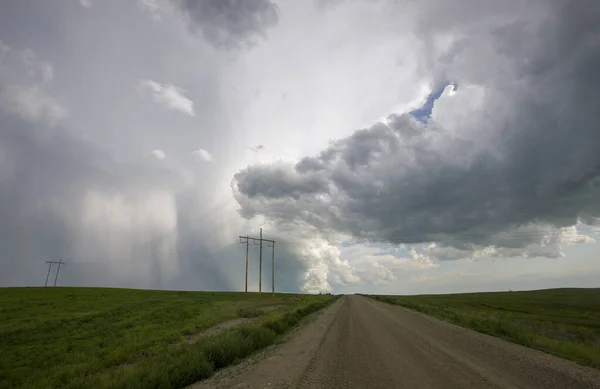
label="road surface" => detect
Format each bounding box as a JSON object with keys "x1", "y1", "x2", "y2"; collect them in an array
[{"x1": 191, "y1": 295, "x2": 600, "y2": 389}]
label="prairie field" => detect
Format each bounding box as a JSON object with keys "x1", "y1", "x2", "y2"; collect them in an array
[{"x1": 0, "y1": 287, "x2": 337, "y2": 389}]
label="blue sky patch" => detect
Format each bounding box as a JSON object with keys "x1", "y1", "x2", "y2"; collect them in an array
[{"x1": 410, "y1": 82, "x2": 457, "y2": 122}]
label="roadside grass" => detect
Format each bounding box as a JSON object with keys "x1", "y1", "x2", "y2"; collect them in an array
[
  {"x1": 237, "y1": 307, "x2": 264, "y2": 318},
  {"x1": 366, "y1": 288, "x2": 600, "y2": 369},
  {"x1": 0, "y1": 287, "x2": 338, "y2": 389}
]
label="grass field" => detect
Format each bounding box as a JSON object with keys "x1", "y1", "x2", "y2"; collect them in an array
[
  {"x1": 368, "y1": 288, "x2": 600, "y2": 369},
  {"x1": 0, "y1": 287, "x2": 337, "y2": 389}
]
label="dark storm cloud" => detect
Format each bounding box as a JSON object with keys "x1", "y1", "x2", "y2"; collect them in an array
[
  {"x1": 0, "y1": 0, "x2": 307, "y2": 291},
  {"x1": 234, "y1": 164, "x2": 329, "y2": 200},
  {"x1": 173, "y1": 0, "x2": 279, "y2": 48},
  {"x1": 233, "y1": 0, "x2": 600, "y2": 252},
  {"x1": 0, "y1": 115, "x2": 226, "y2": 289},
  {"x1": 0, "y1": 114, "x2": 308, "y2": 290}
]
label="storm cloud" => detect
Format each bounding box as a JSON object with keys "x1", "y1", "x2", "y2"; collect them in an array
[
  {"x1": 173, "y1": 0, "x2": 280, "y2": 48},
  {"x1": 0, "y1": 110, "x2": 308, "y2": 290},
  {"x1": 234, "y1": 0, "x2": 600, "y2": 257},
  {"x1": 2, "y1": 0, "x2": 600, "y2": 295}
]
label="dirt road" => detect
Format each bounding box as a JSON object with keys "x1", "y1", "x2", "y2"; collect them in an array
[{"x1": 191, "y1": 295, "x2": 600, "y2": 389}]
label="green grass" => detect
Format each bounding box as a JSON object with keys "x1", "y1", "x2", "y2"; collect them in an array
[
  {"x1": 366, "y1": 288, "x2": 600, "y2": 369},
  {"x1": 237, "y1": 307, "x2": 264, "y2": 318},
  {"x1": 0, "y1": 287, "x2": 338, "y2": 389}
]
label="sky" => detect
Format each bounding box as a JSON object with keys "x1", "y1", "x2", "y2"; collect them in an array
[{"x1": 1, "y1": 0, "x2": 599, "y2": 295}]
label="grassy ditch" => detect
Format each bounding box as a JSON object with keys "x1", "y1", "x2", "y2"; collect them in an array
[
  {"x1": 0, "y1": 287, "x2": 338, "y2": 389},
  {"x1": 366, "y1": 288, "x2": 600, "y2": 369}
]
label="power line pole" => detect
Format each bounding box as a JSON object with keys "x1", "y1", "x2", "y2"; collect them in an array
[
  {"x1": 269, "y1": 241, "x2": 275, "y2": 298},
  {"x1": 239, "y1": 229, "x2": 275, "y2": 298},
  {"x1": 245, "y1": 237, "x2": 249, "y2": 295},
  {"x1": 44, "y1": 260, "x2": 65, "y2": 287},
  {"x1": 239, "y1": 236, "x2": 250, "y2": 295},
  {"x1": 259, "y1": 228, "x2": 263, "y2": 297},
  {"x1": 54, "y1": 260, "x2": 64, "y2": 287},
  {"x1": 44, "y1": 261, "x2": 52, "y2": 287}
]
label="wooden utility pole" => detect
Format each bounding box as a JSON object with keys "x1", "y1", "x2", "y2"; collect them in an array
[
  {"x1": 259, "y1": 228, "x2": 263, "y2": 297},
  {"x1": 270, "y1": 241, "x2": 275, "y2": 298},
  {"x1": 239, "y1": 236, "x2": 250, "y2": 295},
  {"x1": 244, "y1": 237, "x2": 249, "y2": 295},
  {"x1": 44, "y1": 262, "x2": 52, "y2": 287},
  {"x1": 239, "y1": 229, "x2": 275, "y2": 298}
]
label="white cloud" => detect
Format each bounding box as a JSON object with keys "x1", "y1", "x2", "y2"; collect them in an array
[
  {"x1": 409, "y1": 271, "x2": 492, "y2": 286},
  {"x1": 79, "y1": 0, "x2": 93, "y2": 8},
  {"x1": 0, "y1": 40, "x2": 10, "y2": 57},
  {"x1": 192, "y1": 148, "x2": 213, "y2": 162},
  {"x1": 336, "y1": 243, "x2": 438, "y2": 288},
  {"x1": 559, "y1": 224, "x2": 596, "y2": 245},
  {"x1": 151, "y1": 149, "x2": 166, "y2": 160},
  {"x1": 138, "y1": 79, "x2": 195, "y2": 116},
  {"x1": 39, "y1": 63, "x2": 53, "y2": 84},
  {"x1": 138, "y1": 0, "x2": 166, "y2": 22},
  {"x1": 0, "y1": 43, "x2": 65, "y2": 126},
  {"x1": 282, "y1": 236, "x2": 443, "y2": 293},
  {"x1": 408, "y1": 222, "x2": 598, "y2": 263},
  {"x1": 10, "y1": 47, "x2": 54, "y2": 84},
  {"x1": 0, "y1": 85, "x2": 67, "y2": 126}
]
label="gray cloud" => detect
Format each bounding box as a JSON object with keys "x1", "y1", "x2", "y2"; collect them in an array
[
  {"x1": 0, "y1": 113, "x2": 310, "y2": 291},
  {"x1": 3, "y1": 0, "x2": 599, "y2": 295},
  {"x1": 138, "y1": 79, "x2": 196, "y2": 116},
  {"x1": 0, "y1": 1, "x2": 292, "y2": 292},
  {"x1": 233, "y1": 0, "x2": 600, "y2": 256},
  {"x1": 234, "y1": 164, "x2": 329, "y2": 201},
  {"x1": 173, "y1": 0, "x2": 279, "y2": 48},
  {"x1": 0, "y1": 114, "x2": 179, "y2": 284},
  {"x1": 0, "y1": 40, "x2": 66, "y2": 126}
]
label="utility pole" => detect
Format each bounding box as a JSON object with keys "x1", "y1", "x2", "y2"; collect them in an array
[
  {"x1": 54, "y1": 260, "x2": 64, "y2": 287},
  {"x1": 44, "y1": 260, "x2": 65, "y2": 287},
  {"x1": 239, "y1": 236, "x2": 250, "y2": 295},
  {"x1": 269, "y1": 241, "x2": 275, "y2": 298},
  {"x1": 259, "y1": 228, "x2": 263, "y2": 297},
  {"x1": 245, "y1": 237, "x2": 249, "y2": 295},
  {"x1": 44, "y1": 262, "x2": 52, "y2": 287},
  {"x1": 239, "y1": 229, "x2": 275, "y2": 298}
]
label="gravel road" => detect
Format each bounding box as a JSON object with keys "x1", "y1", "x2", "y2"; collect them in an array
[{"x1": 190, "y1": 295, "x2": 600, "y2": 389}]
